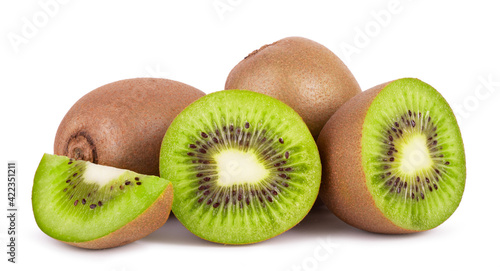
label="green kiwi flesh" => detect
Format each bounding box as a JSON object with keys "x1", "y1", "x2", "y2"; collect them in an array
[
  {"x1": 32, "y1": 153, "x2": 173, "y2": 248},
  {"x1": 362, "y1": 79, "x2": 466, "y2": 231},
  {"x1": 159, "y1": 90, "x2": 321, "y2": 244}
]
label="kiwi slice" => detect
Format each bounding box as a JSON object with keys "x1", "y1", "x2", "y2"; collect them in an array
[
  {"x1": 160, "y1": 90, "x2": 321, "y2": 244},
  {"x1": 32, "y1": 153, "x2": 173, "y2": 249},
  {"x1": 318, "y1": 78, "x2": 466, "y2": 233}
]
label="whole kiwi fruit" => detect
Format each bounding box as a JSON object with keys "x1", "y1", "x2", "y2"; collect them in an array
[
  {"x1": 54, "y1": 78, "x2": 205, "y2": 176},
  {"x1": 318, "y1": 78, "x2": 466, "y2": 234},
  {"x1": 225, "y1": 36, "x2": 361, "y2": 138}
]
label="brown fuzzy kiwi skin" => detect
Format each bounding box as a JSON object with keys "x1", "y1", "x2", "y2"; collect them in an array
[
  {"x1": 225, "y1": 36, "x2": 361, "y2": 139},
  {"x1": 54, "y1": 78, "x2": 205, "y2": 176},
  {"x1": 317, "y1": 82, "x2": 418, "y2": 234},
  {"x1": 62, "y1": 183, "x2": 173, "y2": 249}
]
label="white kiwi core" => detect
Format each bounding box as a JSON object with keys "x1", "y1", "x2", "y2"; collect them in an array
[
  {"x1": 83, "y1": 162, "x2": 127, "y2": 187},
  {"x1": 215, "y1": 149, "x2": 269, "y2": 186},
  {"x1": 397, "y1": 134, "x2": 433, "y2": 175}
]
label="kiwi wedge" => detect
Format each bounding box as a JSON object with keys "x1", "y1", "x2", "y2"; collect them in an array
[
  {"x1": 159, "y1": 90, "x2": 321, "y2": 244},
  {"x1": 318, "y1": 78, "x2": 466, "y2": 233},
  {"x1": 32, "y1": 153, "x2": 173, "y2": 249}
]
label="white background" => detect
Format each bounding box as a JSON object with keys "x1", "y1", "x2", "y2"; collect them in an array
[{"x1": 1, "y1": 1, "x2": 499, "y2": 270}]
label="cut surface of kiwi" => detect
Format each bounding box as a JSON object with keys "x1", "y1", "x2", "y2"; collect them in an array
[
  {"x1": 32, "y1": 153, "x2": 173, "y2": 249},
  {"x1": 318, "y1": 78, "x2": 466, "y2": 233},
  {"x1": 160, "y1": 90, "x2": 321, "y2": 244}
]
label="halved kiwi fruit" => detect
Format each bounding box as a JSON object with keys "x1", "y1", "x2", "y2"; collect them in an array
[
  {"x1": 318, "y1": 78, "x2": 466, "y2": 233},
  {"x1": 159, "y1": 90, "x2": 321, "y2": 244},
  {"x1": 32, "y1": 153, "x2": 173, "y2": 249}
]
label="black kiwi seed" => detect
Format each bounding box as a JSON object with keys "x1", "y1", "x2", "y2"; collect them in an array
[
  {"x1": 378, "y1": 111, "x2": 448, "y2": 201},
  {"x1": 185, "y1": 121, "x2": 295, "y2": 209}
]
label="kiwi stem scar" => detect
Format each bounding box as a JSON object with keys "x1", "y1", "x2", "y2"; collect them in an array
[{"x1": 65, "y1": 130, "x2": 98, "y2": 163}]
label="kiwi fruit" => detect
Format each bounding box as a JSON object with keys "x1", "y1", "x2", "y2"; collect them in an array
[
  {"x1": 32, "y1": 153, "x2": 173, "y2": 249},
  {"x1": 54, "y1": 78, "x2": 205, "y2": 176},
  {"x1": 318, "y1": 78, "x2": 466, "y2": 233},
  {"x1": 159, "y1": 90, "x2": 321, "y2": 244},
  {"x1": 225, "y1": 36, "x2": 361, "y2": 138}
]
